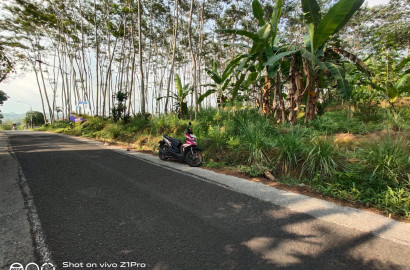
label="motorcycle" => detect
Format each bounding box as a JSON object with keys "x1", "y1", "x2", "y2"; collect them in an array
[{"x1": 158, "y1": 122, "x2": 203, "y2": 167}]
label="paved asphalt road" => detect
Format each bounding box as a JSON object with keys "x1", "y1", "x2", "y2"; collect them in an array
[{"x1": 7, "y1": 131, "x2": 410, "y2": 270}]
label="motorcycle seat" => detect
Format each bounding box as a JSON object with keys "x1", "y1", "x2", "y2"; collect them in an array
[{"x1": 164, "y1": 135, "x2": 182, "y2": 148}]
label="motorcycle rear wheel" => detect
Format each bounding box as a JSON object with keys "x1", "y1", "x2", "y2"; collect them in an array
[
  {"x1": 185, "y1": 149, "x2": 203, "y2": 167},
  {"x1": 158, "y1": 145, "x2": 168, "y2": 160}
]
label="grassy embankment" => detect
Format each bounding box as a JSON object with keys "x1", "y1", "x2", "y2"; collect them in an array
[{"x1": 37, "y1": 104, "x2": 410, "y2": 220}]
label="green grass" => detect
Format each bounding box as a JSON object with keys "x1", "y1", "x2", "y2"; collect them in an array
[{"x1": 363, "y1": 135, "x2": 410, "y2": 187}]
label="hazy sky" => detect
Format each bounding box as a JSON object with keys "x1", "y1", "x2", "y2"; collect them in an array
[{"x1": 1, "y1": 0, "x2": 391, "y2": 116}]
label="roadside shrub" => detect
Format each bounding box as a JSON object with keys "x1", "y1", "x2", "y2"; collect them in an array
[
  {"x1": 201, "y1": 125, "x2": 228, "y2": 160},
  {"x1": 150, "y1": 114, "x2": 188, "y2": 135},
  {"x1": 196, "y1": 108, "x2": 222, "y2": 132},
  {"x1": 52, "y1": 121, "x2": 71, "y2": 129},
  {"x1": 84, "y1": 117, "x2": 106, "y2": 131},
  {"x1": 231, "y1": 109, "x2": 276, "y2": 173},
  {"x1": 0, "y1": 120, "x2": 15, "y2": 130},
  {"x1": 125, "y1": 114, "x2": 150, "y2": 133},
  {"x1": 351, "y1": 85, "x2": 384, "y2": 122},
  {"x1": 363, "y1": 135, "x2": 410, "y2": 187},
  {"x1": 63, "y1": 122, "x2": 83, "y2": 136},
  {"x1": 310, "y1": 111, "x2": 366, "y2": 134},
  {"x1": 378, "y1": 187, "x2": 410, "y2": 218},
  {"x1": 301, "y1": 137, "x2": 341, "y2": 180},
  {"x1": 101, "y1": 123, "x2": 123, "y2": 139},
  {"x1": 399, "y1": 106, "x2": 410, "y2": 121},
  {"x1": 385, "y1": 110, "x2": 410, "y2": 131},
  {"x1": 317, "y1": 181, "x2": 410, "y2": 218},
  {"x1": 275, "y1": 127, "x2": 306, "y2": 175}
]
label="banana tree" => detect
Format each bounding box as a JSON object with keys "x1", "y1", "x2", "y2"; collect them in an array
[
  {"x1": 112, "y1": 91, "x2": 128, "y2": 122},
  {"x1": 366, "y1": 56, "x2": 410, "y2": 111},
  {"x1": 216, "y1": 0, "x2": 284, "y2": 115},
  {"x1": 300, "y1": 0, "x2": 364, "y2": 121},
  {"x1": 205, "y1": 58, "x2": 243, "y2": 108},
  {"x1": 173, "y1": 74, "x2": 191, "y2": 119},
  {"x1": 264, "y1": 0, "x2": 365, "y2": 122},
  {"x1": 158, "y1": 74, "x2": 215, "y2": 118}
]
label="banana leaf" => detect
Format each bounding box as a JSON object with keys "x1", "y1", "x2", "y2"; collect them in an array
[{"x1": 252, "y1": 0, "x2": 265, "y2": 27}]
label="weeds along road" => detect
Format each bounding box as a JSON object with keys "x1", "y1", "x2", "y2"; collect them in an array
[{"x1": 7, "y1": 131, "x2": 410, "y2": 270}]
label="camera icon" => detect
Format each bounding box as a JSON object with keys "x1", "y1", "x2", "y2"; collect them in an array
[
  {"x1": 9, "y1": 263, "x2": 55, "y2": 270},
  {"x1": 9, "y1": 263, "x2": 24, "y2": 270}
]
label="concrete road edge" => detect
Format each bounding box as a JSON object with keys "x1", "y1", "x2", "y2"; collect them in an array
[{"x1": 0, "y1": 132, "x2": 35, "y2": 269}]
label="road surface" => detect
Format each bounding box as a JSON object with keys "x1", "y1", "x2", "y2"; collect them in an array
[{"x1": 5, "y1": 131, "x2": 410, "y2": 270}]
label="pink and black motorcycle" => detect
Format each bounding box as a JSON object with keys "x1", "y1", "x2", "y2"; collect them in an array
[{"x1": 158, "y1": 122, "x2": 203, "y2": 167}]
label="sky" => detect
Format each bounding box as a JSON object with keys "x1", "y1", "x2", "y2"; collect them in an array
[{"x1": 0, "y1": 0, "x2": 391, "y2": 116}]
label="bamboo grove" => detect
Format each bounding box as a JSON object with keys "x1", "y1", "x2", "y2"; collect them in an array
[{"x1": 0, "y1": 0, "x2": 408, "y2": 124}]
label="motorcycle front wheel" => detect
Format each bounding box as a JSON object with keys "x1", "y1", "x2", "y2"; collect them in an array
[{"x1": 185, "y1": 149, "x2": 203, "y2": 167}]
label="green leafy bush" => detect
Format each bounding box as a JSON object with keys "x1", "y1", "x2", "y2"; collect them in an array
[
  {"x1": 124, "y1": 114, "x2": 150, "y2": 133},
  {"x1": 301, "y1": 138, "x2": 341, "y2": 180},
  {"x1": 363, "y1": 135, "x2": 410, "y2": 187},
  {"x1": 275, "y1": 127, "x2": 306, "y2": 174},
  {"x1": 101, "y1": 123, "x2": 123, "y2": 139},
  {"x1": 150, "y1": 114, "x2": 188, "y2": 135},
  {"x1": 311, "y1": 111, "x2": 367, "y2": 134},
  {"x1": 84, "y1": 117, "x2": 107, "y2": 131},
  {"x1": 0, "y1": 121, "x2": 14, "y2": 130},
  {"x1": 351, "y1": 86, "x2": 384, "y2": 122}
]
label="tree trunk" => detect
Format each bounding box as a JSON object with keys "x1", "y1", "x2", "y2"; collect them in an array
[
  {"x1": 197, "y1": 1, "x2": 205, "y2": 108},
  {"x1": 37, "y1": 60, "x2": 54, "y2": 124},
  {"x1": 303, "y1": 59, "x2": 316, "y2": 122},
  {"x1": 138, "y1": 0, "x2": 145, "y2": 114},
  {"x1": 165, "y1": 10, "x2": 177, "y2": 114},
  {"x1": 288, "y1": 54, "x2": 300, "y2": 124},
  {"x1": 94, "y1": 0, "x2": 100, "y2": 116},
  {"x1": 32, "y1": 62, "x2": 48, "y2": 124},
  {"x1": 262, "y1": 67, "x2": 272, "y2": 116},
  {"x1": 277, "y1": 72, "x2": 286, "y2": 123},
  {"x1": 188, "y1": 0, "x2": 198, "y2": 119},
  {"x1": 128, "y1": 0, "x2": 137, "y2": 116}
]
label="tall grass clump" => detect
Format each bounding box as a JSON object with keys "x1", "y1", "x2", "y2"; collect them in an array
[
  {"x1": 100, "y1": 122, "x2": 123, "y2": 139},
  {"x1": 240, "y1": 120, "x2": 273, "y2": 166},
  {"x1": 311, "y1": 111, "x2": 368, "y2": 134},
  {"x1": 196, "y1": 108, "x2": 223, "y2": 133},
  {"x1": 385, "y1": 110, "x2": 410, "y2": 131},
  {"x1": 202, "y1": 125, "x2": 228, "y2": 158},
  {"x1": 123, "y1": 114, "x2": 150, "y2": 133},
  {"x1": 301, "y1": 137, "x2": 341, "y2": 181},
  {"x1": 0, "y1": 121, "x2": 14, "y2": 130},
  {"x1": 363, "y1": 135, "x2": 410, "y2": 187},
  {"x1": 275, "y1": 126, "x2": 306, "y2": 175},
  {"x1": 150, "y1": 114, "x2": 188, "y2": 135},
  {"x1": 81, "y1": 117, "x2": 107, "y2": 137},
  {"x1": 85, "y1": 116, "x2": 106, "y2": 131},
  {"x1": 230, "y1": 109, "x2": 276, "y2": 174}
]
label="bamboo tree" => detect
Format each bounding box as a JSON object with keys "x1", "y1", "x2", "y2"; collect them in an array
[
  {"x1": 165, "y1": 0, "x2": 179, "y2": 114},
  {"x1": 188, "y1": 0, "x2": 198, "y2": 119},
  {"x1": 137, "y1": 0, "x2": 145, "y2": 114}
]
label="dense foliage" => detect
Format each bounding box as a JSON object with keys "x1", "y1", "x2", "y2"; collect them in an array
[
  {"x1": 0, "y1": 90, "x2": 9, "y2": 123},
  {"x1": 1, "y1": 0, "x2": 408, "y2": 123},
  {"x1": 24, "y1": 111, "x2": 45, "y2": 126}
]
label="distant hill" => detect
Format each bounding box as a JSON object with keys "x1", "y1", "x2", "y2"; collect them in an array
[{"x1": 1, "y1": 113, "x2": 26, "y2": 123}]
